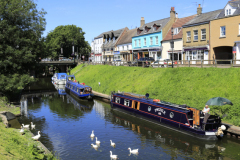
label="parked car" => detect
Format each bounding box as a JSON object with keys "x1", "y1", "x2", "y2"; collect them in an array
[
  {"x1": 128, "y1": 57, "x2": 155, "y2": 67},
  {"x1": 151, "y1": 59, "x2": 176, "y2": 68}
]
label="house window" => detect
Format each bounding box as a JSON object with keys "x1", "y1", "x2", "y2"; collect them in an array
[
  {"x1": 193, "y1": 30, "x2": 198, "y2": 41},
  {"x1": 156, "y1": 36, "x2": 158, "y2": 44},
  {"x1": 139, "y1": 39, "x2": 141, "y2": 46},
  {"x1": 229, "y1": 9, "x2": 231, "y2": 15},
  {"x1": 187, "y1": 31, "x2": 191, "y2": 41},
  {"x1": 127, "y1": 45, "x2": 129, "y2": 50},
  {"x1": 150, "y1": 37, "x2": 153, "y2": 45},
  {"x1": 115, "y1": 97, "x2": 120, "y2": 103},
  {"x1": 124, "y1": 99, "x2": 130, "y2": 106},
  {"x1": 220, "y1": 26, "x2": 226, "y2": 37},
  {"x1": 122, "y1": 46, "x2": 124, "y2": 51},
  {"x1": 201, "y1": 29, "x2": 206, "y2": 40},
  {"x1": 144, "y1": 38, "x2": 146, "y2": 46},
  {"x1": 226, "y1": 9, "x2": 228, "y2": 16},
  {"x1": 135, "y1": 40, "x2": 137, "y2": 47},
  {"x1": 186, "y1": 50, "x2": 204, "y2": 60}
]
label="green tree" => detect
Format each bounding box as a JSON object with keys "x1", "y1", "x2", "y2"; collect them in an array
[
  {"x1": 45, "y1": 25, "x2": 90, "y2": 59},
  {"x1": 0, "y1": 0, "x2": 47, "y2": 99}
]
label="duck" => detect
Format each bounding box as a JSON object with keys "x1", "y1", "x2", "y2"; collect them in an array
[
  {"x1": 90, "y1": 130, "x2": 95, "y2": 138},
  {"x1": 91, "y1": 143, "x2": 98, "y2": 149},
  {"x1": 95, "y1": 137, "x2": 100, "y2": 145},
  {"x1": 32, "y1": 131, "x2": 41, "y2": 141},
  {"x1": 22, "y1": 124, "x2": 30, "y2": 129},
  {"x1": 110, "y1": 140, "x2": 116, "y2": 147},
  {"x1": 128, "y1": 148, "x2": 139, "y2": 154},
  {"x1": 20, "y1": 126, "x2": 24, "y2": 135},
  {"x1": 110, "y1": 151, "x2": 118, "y2": 159},
  {"x1": 31, "y1": 122, "x2": 35, "y2": 129}
]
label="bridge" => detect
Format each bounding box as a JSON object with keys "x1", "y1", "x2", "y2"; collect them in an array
[{"x1": 38, "y1": 60, "x2": 78, "y2": 73}]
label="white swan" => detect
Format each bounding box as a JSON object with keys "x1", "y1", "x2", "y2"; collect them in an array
[
  {"x1": 128, "y1": 148, "x2": 139, "y2": 154},
  {"x1": 110, "y1": 151, "x2": 118, "y2": 159},
  {"x1": 110, "y1": 140, "x2": 116, "y2": 147},
  {"x1": 90, "y1": 130, "x2": 95, "y2": 138},
  {"x1": 91, "y1": 143, "x2": 98, "y2": 149},
  {"x1": 96, "y1": 137, "x2": 100, "y2": 144},
  {"x1": 31, "y1": 122, "x2": 35, "y2": 129},
  {"x1": 22, "y1": 124, "x2": 30, "y2": 129},
  {"x1": 20, "y1": 126, "x2": 24, "y2": 135},
  {"x1": 32, "y1": 131, "x2": 41, "y2": 141}
]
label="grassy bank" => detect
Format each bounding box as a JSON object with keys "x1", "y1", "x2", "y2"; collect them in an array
[
  {"x1": 71, "y1": 65, "x2": 240, "y2": 126},
  {"x1": 0, "y1": 123, "x2": 57, "y2": 159},
  {"x1": 0, "y1": 97, "x2": 19, "y2": 115}
]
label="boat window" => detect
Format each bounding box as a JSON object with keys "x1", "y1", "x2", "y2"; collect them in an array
[
  {"x1": 132, "y1": 101, "x2": 140, "y2": 110},
  {"x1": 115, "y1": 97, "x2": 120, "y2": 103},
  {"x1": 77, "y1": 88, "x2": 79, "y2": 92},
  {"x1": 124, "y1": 99, "x2": 130, "y2": 106}
]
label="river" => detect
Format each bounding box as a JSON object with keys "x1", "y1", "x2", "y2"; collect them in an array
[{"x1": 18, "y1": 78, "x2": 240, "y2": 160}]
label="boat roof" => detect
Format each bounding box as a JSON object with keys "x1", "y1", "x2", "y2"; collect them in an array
[
  {"x1": 67, "y1": 81, "x2": 92, "y2": 89},
  {"x1": 115, "y1": 92, "x2": 190, "y2": 113},
  {"x1": 57, "y1": 73, "x2": 67, "y2": 75}
]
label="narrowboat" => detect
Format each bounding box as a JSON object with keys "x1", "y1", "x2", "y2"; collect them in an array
[
  {"x1": 110, "y1": 91, "x2": 226, "y2": 140},
  {"x1": 51, "y1": 73, "x2": 57, "y2": 81},
  {"x1": 65, "y1": 75, "x2": 93, "y2": 100},
  {"x1": 53, "y1": 83, "x2": 66, "y2": 95},
  {"x1": 55, "y1": 73, "x2": 68, "y2": 85}
]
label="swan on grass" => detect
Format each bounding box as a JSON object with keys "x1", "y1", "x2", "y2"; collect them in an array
[
  {"x1": 22, "y1": 124, "x2": 30, "y2": 129},
  {"x1": 128, "y1": 148, "x2": 139, "y2": 154},
  {"x1": 31, "y1": 122, "x2": 35, "y2": 129},
  {"x1": 110, "y1": 151, "x2": 118, "y2": 159},
  {"x1": 90, "y1": 130, "x2": 95, "y2": 138},
  {"x1": 32, "y1": 131, "x2": 41, "y2": 141},
  {"x1": 95, "y1": 137, "x2": 100, "y2": 145},
  {"x1": 20, "y1": 126, "x2": 24, "y2": 135},
  {"x1": 110, "y1": 140, "x2": 116, "y2": 147}
]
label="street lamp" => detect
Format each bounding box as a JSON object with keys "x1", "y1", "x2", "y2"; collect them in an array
[
  {"x1": 170, "y1": 27, "x2": 174, "y2": 68},
  {"x1": 72, "y1": 38, "x2": 75, "y2": 63}
]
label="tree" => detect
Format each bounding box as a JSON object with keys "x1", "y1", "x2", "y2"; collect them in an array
[
  {"x1": 45, "y1": 25, "x2": 90, "y2": 59},
  {"x1": 0, "y1": 0, "x2": 47, "y2": 99}
]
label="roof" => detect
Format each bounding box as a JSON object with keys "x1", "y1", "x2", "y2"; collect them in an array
[
  {"x1": 162, "y1": 15, "x2": 196, "y2": 41},
  {"x1": 102, "y1": 28, "x2": 126, "y2": 49},
  {"x1": 217, "y1": 0, "x2": 240, "y2": 18},
  {"x1": 94, "y1": 30, "x2": 112, "y2": 39},
  {"x1": 183, "y1": 9, "x2": 223, "y2": 27},
  {"x1": 116, "y1": 28, "x2": 137, "y2": 45},
  {"x1": 133, "y1": 17, "x2": 170, "y2": 37}
]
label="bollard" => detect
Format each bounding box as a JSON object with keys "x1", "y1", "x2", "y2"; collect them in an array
[
  {"x1": 215, "y1": 60, "x2": 217, "y2": 68},
  {"x1": 188, "y1": 60, "x2": 190, "y2": 67},
  {"x1": 201, "y1": 60, "x2": 203, "y2": 68}
]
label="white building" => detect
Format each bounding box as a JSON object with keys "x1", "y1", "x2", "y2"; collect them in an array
[{"x1": 91, "y1": 34, "x2": 104, "y2": 62}]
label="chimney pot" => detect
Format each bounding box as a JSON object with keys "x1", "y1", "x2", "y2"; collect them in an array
[{"x1": 198, "y1": 4, "x2": 201, "y2": 7}]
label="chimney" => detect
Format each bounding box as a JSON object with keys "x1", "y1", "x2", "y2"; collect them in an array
[
  {"x1": 140, "y1": 17, "x2": 145, "y2": 27},
  {"x1": 170, "y1": 7, "x2": 176, "y2": 20},
  {"x1": 197, "y1": 4, "x2": 202, "y2": 15},
  {"x1": 176, "y1": 13, "x2": 178, "y2": 19}
]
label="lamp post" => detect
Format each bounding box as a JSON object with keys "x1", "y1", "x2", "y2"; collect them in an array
[
  {"x1": 170, "y1": 27, "x2": 174, "y2": 68},
  {"x1": 72, "y1": 38, "x2": 75, "y2": 63}
]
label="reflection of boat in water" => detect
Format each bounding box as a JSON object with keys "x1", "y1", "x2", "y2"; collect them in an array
[
  {"x1": 111, "y1": 110, "x2": 226, "y2": 159},
  {"x1": 66, "y1": 93, "x2": 94, "y2": 111},
  {"x1": 65, "y1": 75, "x2": 94, "y2": 100},
  {"x1": 52, "y1": 82, "x2": 66, "y2": 95},
  {"x1": 111, "y1": 92, "x2": 225, "y2": 140}
]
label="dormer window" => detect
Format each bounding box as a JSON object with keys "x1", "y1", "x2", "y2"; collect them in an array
[
  {"x1": 137, "y1": 28, "x2": 143, "y2": 35},
  {"x1": 173, "y1": 27, "x2": 181, "y2": 35},
  {"x1": 226, "y1": 9, "x2": 232, "y2": 16}
]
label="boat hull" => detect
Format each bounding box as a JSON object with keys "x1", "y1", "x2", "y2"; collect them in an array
[
  {"x1": 65, "y1": 87, "x2": 93, "y2": 100},
  {"x1": 111, "y1": 105, "x2": 218, "y2": 140}
]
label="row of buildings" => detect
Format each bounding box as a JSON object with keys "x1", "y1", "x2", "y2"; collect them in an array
[{"x1": 91, "y1": 0, "x2": 240, "y2": 64}]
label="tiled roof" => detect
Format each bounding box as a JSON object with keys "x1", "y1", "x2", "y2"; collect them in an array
[
  {"x1": 102, "y1": 28, "x2": 127, "y2": 49},
  {"x1": 162, "y1": 15, "x2": 196, "y2": 41},
  {"x1": 183, "y1": 9, "x2": 223, "y2": 27},
  {"x1": 217, "y1": 1, "x2": 240, "y2": 18},
  {"x1": 133, "y1": 17, "x2": 170, "y2": 37},
  {"x1": 94, "y1": 30, "x2": 112, "y2": 39},
  {"x1": 116, "y1": 28, "x2": 137, "y2": 45}
]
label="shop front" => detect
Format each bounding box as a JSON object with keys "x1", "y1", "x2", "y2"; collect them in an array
[
  {"x1": 114, "y1": 51, "x2": 121, "y2": 61},
  {"x1": 183, "y1": 46, "x2": 209, "y2": 64},
  {"x1": 168, "y1": 50, "x2": 182, "y2": 61},
  {"x1": 104, "y1": 51, "x2": 114, "y2": 61},
  {"x1": 235, "y1": 41, "x2": 240, "y2": 64},
  {"x1": 132, "y1": 47, "x2": 162, "y2": 61},
  {"x1": 94, "y1": 53, "x2": 102, "y2": 62}
]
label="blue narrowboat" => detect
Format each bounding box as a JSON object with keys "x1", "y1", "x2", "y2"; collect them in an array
[
  {"x1": 110, "y1": 91, "x2": 226, "y2": 140},
  {"x1": 65, "y1": 75, "x2": 93, "y2": 100}
]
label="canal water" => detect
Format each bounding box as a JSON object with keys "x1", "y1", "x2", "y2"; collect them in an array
[{"x1": 18, "y1": 78, "x2": 240, "y2": 160}]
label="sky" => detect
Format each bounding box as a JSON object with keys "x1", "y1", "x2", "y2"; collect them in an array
[{"x1": 35, "y1": 0, "x2": 229, "y2": 44}]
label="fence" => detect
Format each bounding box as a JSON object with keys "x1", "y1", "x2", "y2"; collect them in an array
[{"x1": 78, "y1": 59, "x2": 240, "y2": 68}]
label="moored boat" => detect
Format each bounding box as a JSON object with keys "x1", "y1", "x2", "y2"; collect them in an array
[
  {"x1": 65, "y1": 75, "x2": 93, "y2": 100},
  {"x1": 110, "y1": 91, "x2": 226, "y2": 140},
  {"x1": 55, "y1": 73, "x2": 67, "y2": 85}
]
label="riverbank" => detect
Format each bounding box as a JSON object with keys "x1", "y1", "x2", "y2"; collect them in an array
[
  {"x1": 0, "y1": 97, "x2": 58, "y2": 159},
  {"x1": 71, "y1": 64, "x2": 240, "y2": 126}
]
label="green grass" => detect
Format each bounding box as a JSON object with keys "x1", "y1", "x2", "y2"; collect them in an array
[
  {"x1": 0, "y1": 123, "x2": 58, "y2": 160},
  {"x1": 0, "y1": 97, "x2": 20, "y2": 115},
  {"x1": 72, "y1": 65, "x2": 240, "y2": 126}
]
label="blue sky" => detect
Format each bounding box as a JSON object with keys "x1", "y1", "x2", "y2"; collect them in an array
[{"x1": 35, "y1": 0, "x2": 229, "y2": 44}]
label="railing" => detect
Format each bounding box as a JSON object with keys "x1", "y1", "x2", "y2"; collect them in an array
[{"x1": 77, "y1": 59, "x2": 240, "y2": 68}]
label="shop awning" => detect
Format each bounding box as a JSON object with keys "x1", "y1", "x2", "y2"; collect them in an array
[
  {"x1": 114, "y1": 51, "x2": 120, "y2": 54},
  {"x1": 183, "y1": 45, "x2": 209, "y2": 51}
]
